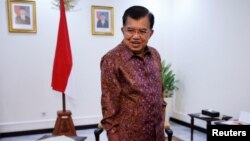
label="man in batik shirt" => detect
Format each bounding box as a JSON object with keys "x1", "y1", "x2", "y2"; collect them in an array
[{"x1": 101, "y1": 5, "x2": 166, "y2": 141}]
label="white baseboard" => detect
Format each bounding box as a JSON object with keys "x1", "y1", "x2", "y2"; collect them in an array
[
  {"x1": 172, "y1": 110, "x2": 206, "y2": 128},
  {"x1": 0, "y1": 115, "x2": 102, "y2": 133},
  {"x1": 172, "y1": 110, "x2": 190, "y2": 122}
]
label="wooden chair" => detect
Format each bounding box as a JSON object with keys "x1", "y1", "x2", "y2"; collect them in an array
[{"x1": 94, "y1": 121, "x2": 173, "y2": 141}]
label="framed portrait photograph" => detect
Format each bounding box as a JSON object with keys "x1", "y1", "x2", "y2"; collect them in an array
[
  {"x1": 91, "y1": 5, "x2": 114, "y2": 35},
  {"x1": 7, "y1": 0, "x2": 37, "y2": 33}
]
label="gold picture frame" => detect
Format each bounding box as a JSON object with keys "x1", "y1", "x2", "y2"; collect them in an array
[
  {"x1": 91, "y1": 5, "x2": 114, "y2": 36},
  {"x1": 7, "y1": 0, "x2": 37, "y2": 33}
]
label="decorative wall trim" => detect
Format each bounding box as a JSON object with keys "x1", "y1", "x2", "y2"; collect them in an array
[
  {"x1": 172, "y1": 110, "x2": 207, "y2": 129},
  {"x1": 0, "y1": 124, "x2": 98, "y2": 138},
  {"x1": 170, "y1": 117, "x2": 206, "y2": 133},
  {"x1": 0, "y1": 115, "x2": 102, "y2": 133}
]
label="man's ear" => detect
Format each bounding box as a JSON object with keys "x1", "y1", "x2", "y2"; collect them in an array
[
  {"x1": 149, "y1": 29, "x2": 154, "y2": 38},
  {"x1": 121, "y1": 27, "x2": 124, "y2": 34}
]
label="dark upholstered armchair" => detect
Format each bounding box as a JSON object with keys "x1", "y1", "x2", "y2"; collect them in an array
[{"x1": 94, "y1": 121, "x2": 173, "y2": 141}]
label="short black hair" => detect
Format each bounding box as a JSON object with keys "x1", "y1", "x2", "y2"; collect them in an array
[{"x1": 122, "y1": 5, "x2": 154, "y2": 29}]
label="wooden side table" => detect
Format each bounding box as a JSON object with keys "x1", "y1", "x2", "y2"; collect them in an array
[{"x1": 188, "y1": 113, "x2": 232, "y2": 141}]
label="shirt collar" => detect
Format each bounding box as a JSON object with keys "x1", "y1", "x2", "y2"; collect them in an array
[{"x1": 120, "y1": 41, "x2": 152, "y2": 62}]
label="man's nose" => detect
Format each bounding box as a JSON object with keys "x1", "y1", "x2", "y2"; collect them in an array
[{"x1": 132, "y1": 31, "x2": 140, "y2": 38}]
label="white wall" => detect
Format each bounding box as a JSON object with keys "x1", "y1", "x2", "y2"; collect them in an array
[
  {"x1": 170, "y1": 0, "x2": 250, "y2": 128},
  {"x1": 1, "y1": 0, "x2": 250, "y2": 133},
  {"x1": 0, "y1": 0, "x2": 170, "y2": 132}
]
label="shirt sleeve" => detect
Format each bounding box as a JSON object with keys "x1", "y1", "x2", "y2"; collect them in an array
[
  {"x1": 100, "y1": 55, "x2": 121, "y2": 141},
  {"x1": 156, "y1": 49, "x2": 167, "y2": 126}
]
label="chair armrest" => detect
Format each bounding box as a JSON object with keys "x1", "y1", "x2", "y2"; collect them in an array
[
  {"x1": 94, "y1": 127, "x2": 104, "y2": 141},
  {"x1": 165, "y1": 127, "x2": 173, "y2": 135},
  {"x1": 94, "y1": 128, "x2": 104, "y2": 135},
  {"x1": 165, "y1": 127, "x2": 173, "y2": 141}
]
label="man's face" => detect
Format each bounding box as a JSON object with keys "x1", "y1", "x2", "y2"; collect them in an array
[
  {"x1": 100, "y1": 15, "x2": 105, "y2": 21},
  {"x1": 19, "y1": 9, "x2": 26, "y2": 16},
  {"x1": 122, "y1": 16, "x2": 153, "y2": 54}
]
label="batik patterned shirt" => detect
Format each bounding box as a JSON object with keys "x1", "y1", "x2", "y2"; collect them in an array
[{"x1": 101, "y1": 42, "x2": 166, "y2": 141}]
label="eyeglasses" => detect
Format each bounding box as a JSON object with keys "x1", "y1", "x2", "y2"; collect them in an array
[{"x1": 123, "y1": 27, "x2": 151, "y2": 36}]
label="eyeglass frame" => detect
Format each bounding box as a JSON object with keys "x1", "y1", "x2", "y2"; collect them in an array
[{"x1": 122, "y1": 27, "x2": 152, "y2": 37}]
